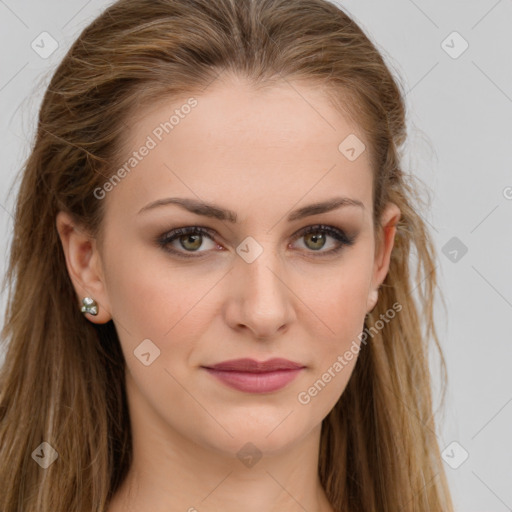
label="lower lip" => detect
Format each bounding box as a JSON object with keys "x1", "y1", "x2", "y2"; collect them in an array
[{"x1": 203, "y1": 368, "x2": 304, "y2": 393}]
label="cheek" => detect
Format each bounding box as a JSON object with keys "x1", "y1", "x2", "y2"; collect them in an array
[
  {"x1": 302, "y1": 252, "x2": 372, "y2": 339},
  {"x1": 294, "y1": 278, "x2": 368, "y2": 422},
  {"x1": 104, "y1": 236, "x2": 210, "y2": 336},
  {"x1": 297, "y1": 250, "x2": 372, "y2": 394},
  {"x1": 102, "y1": 241, "x2": 227, "y2": 389}
]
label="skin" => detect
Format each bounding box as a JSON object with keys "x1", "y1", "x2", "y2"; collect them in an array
[{"x1": 56, "y1": 72, "x2": 400, "y2": 512}]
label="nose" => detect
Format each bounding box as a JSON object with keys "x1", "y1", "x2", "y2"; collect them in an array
[{"x1": 224, "y1": 247, "x2": 296, "y2": 340}]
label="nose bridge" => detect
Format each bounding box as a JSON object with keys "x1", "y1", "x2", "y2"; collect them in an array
[
  {"x1": 230, "y1": 234, "x2": 294, "y2": 336},
  {"x1": 238, "y1": 238, "x2": 285, "y2": 305}
]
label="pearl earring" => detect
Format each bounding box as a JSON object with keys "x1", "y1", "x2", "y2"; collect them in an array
[{"x1": 81, "y1": 297, "x2": 98, "y2": 316}]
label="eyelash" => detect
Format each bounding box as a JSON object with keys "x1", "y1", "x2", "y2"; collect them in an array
[{"x1": 156, "y1": 224, "x2": 356, "y2": 260}]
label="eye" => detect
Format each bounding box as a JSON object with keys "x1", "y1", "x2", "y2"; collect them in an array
[
  {"x1": 156, "y1": 224, "x2": 356, "y2": 259},
  {"x1": 157, "y1": 226, "x2": 218, "y2": 257},
  {"x1": 290, "y1": 224, "x2": 356, "y2": 255}
]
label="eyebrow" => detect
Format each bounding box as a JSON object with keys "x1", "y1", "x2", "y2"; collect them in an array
[{"x1": 138, "y1": 196, "x2": 364, "y2": 222}]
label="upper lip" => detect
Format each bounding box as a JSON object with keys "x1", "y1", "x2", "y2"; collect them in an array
[{"x1": 203, "y1": 358, "x2": 305, "y2": 373}]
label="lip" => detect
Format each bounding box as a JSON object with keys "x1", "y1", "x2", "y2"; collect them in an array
[{"x1": 201, "y1": 358, "x2": 306, "y2": 393}]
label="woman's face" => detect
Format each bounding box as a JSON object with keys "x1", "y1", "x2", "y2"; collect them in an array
[{"x1": 60, "y1": 73, "x2": 399, "y2": 459}]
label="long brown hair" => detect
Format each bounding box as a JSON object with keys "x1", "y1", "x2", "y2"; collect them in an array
[{"x1": 0, "y1": 0, "x2": 453, "y2": 510}]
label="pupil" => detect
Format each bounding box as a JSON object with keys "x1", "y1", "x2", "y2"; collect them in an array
[
  {"x1": 183, "y1": 234, "x2": 201, "y2": 250},
  {"x1": 307, "y1": 232, "x2": 325, "y2": 250}
]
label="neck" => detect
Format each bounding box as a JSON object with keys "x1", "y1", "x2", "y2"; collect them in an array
[{"x1": 110, "y1": 458, "x2": 335, "y2": 512}]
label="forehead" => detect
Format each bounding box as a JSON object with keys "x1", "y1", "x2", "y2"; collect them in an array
[{"x1": 103, "y1": 74, "x2": 373, "y2": 223}]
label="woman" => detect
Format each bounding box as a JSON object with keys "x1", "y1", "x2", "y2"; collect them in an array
[{"x1": 0, "y1": 0, "x2": 454, "y2": 510}]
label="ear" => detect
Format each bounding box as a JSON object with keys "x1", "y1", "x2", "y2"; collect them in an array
[
  {"x1": 56, "y1": 211, "x2": 112, "y2": 324},
  {"x1": 366, "y1": 202, "x2": 401, "y2": 314}
]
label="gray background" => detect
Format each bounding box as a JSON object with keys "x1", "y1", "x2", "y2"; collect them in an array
[{"x1": 1, "y1": 1, "x2": 511, "y2": 510}]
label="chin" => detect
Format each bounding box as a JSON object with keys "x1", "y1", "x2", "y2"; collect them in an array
[{"x1": 201, "y1": 414, "x2": 317, "y2": 460}]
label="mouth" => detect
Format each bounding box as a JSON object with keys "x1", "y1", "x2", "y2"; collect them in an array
[{"x1": 201, "y1": 358, "x2": 306, "y2": 393}]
